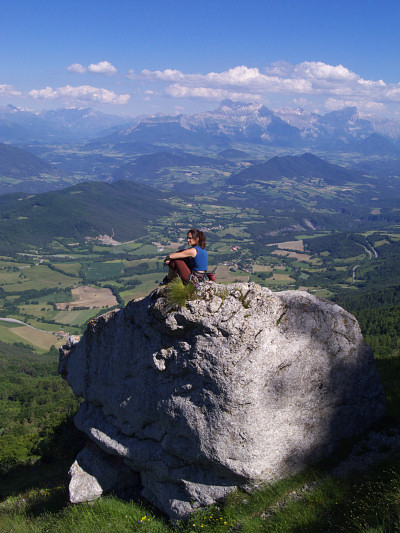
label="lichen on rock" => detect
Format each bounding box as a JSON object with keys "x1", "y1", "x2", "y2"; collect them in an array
[{"x1": 59, "y1": 282, "x2": 385, "y2": 520}]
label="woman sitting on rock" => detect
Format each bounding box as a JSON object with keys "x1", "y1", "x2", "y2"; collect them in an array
[{"x1": 161, "y1": 229, "x2": 209, "y2": 285}]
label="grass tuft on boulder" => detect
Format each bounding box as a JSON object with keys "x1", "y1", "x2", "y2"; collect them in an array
[{"x1": 165, "y1": 277, "x2": 196, "y2": 309}]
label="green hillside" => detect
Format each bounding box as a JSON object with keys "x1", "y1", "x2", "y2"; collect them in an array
[
  {"x1": 230, "y1": 153, "x2": 361, "y2": 185},
  {"x1": 113, "y1": 151, "x2": 225, "y2": 182},
  {"x1": 0, "y1": 180, "x2": 172, "y2": 249},
  {"x1": 0, "y1": 143, "x2": 54, "y2": 177},
  {"x1": 0, "y1": 142, "x2": 67, "y2": 194},
  {"x1": 0, "y1": 341, "x2": 81, "y2": 473}
]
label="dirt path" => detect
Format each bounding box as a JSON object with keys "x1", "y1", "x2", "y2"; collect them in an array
[
  {"x1": 353, "y1": 264, "x2": 360, "y2": 282},
  {"x1": 365, "y1": 236, "x2": 379, "y2": 258},
  {"x1": 353, "y1": 236, "x2": 378, "y2": 283}
]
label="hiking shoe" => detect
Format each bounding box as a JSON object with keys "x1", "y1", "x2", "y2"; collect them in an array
[{"x1": 159, "y1": 276, "x2": 171, "y2": 286}]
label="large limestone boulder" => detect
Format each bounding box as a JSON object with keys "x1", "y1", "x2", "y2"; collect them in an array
[{"x1": 59, "y1": 282, "x2": 385, "y2": 519}]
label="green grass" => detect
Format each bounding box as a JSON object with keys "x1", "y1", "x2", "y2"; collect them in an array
[
  {"x1": 51, "y1": 263, "x2": 81, "y2": 275},
  {"x1": 119, "y1": 242, "x2": 146, "y2": 251},
  {"x1": 119, "y1": 287, "x2": 143, "y2": 303},
  {"x1": 2, "y1": 266, "x2": 74, "y2": 293},
  {"x1": 0, "y1": 323, "x2": 26, "y2": 345},
  {"x1": 117, "y1": 273, "x2": 161, "y2": 300},
  {"x1": 0, "y1": 271, "x2": 23, "y2": 285},
  {"x1": 52, "y1": 309, "x2": 99, "y2": 326},
  {"x1": 0, "y1": 325, "x2": 61, "y2": 352},
  {"x1": 1, "y1": 458, "x2": 400, "y2": 532},
  {"x1": 0, "y1": 320, "x2": 23, "y2": 329},
  {"x1": 218, "y1": 226, "x2": 250, "y2": 238},
  {"x1": 81, "y1": 261, "x2": 124, "y2": 282},
  {"x1": 164, "y1": 277, "x2": 196, "y2": 309},
  {"x1": 128, "y1": 244, "x2": 159, "y2": 256}
]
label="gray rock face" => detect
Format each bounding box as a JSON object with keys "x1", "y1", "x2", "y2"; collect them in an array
[
  {"x1": 69, "y1": 443, "x2": 139, "y2": 503},
  {"x1": 59, "y1": 282, "x2": 385, "y2": 519}
]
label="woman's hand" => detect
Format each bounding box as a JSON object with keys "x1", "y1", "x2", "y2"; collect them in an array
[{"x1": 164, "y1": 255, "x2": 171, "y2": 265}]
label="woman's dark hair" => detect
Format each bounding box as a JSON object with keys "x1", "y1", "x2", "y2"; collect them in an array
[{"x1": 188, "y1": 229, "x2": 206, "y2": 249}]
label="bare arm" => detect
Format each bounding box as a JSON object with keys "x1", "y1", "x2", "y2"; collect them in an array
[{"x1": 165, "y1": 247, "x2": 196, "y2": 264}]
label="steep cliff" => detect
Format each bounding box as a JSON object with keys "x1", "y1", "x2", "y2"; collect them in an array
[{"x1": 59, "y1": 282, "x2": 385, "y2": 519}]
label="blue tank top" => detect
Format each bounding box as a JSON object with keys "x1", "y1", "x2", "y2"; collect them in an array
[{"x1": 189, "y1": 246, "x2": 208, "y2": 272}]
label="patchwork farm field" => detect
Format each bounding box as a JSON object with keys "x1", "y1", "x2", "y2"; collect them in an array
[
  {"x1": 56, "y1": 286, "x2": 117, "y2": 310},
  {"x1": 0, "y1": 320, "x2": 64, "y2": 351}
]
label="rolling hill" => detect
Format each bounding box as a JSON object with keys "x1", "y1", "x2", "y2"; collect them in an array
[
  {"x1": 229, "y1": 153, "x2": 362, "y2": 185},
  {"x1": 0, "y1": 143, "x2": 66, "y2": 194},
  {"x1": 0, "y1": 143, "x2": 55, "y2": 177},
  {"x1": 0, "y1": 180, "x2": 173, "y2": 249},
  {"x1": 217, "y1": 148, "x2": 250, "y2": 159},
  {"x1": 112, "y1": 151, "x2": 226, "y2": 182}
]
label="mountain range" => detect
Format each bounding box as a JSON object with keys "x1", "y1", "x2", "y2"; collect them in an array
[
  {"x1": 0, "y1": 105, "x2": 129, "y2": 142},
  {"x1": 2, "y1": 101, "x2": 400, "y2": 152},
  {"x1": 93, "y1": 100, "x2": 400, "y2": 152},
  {"x1": 1, "y1": 100, "x2": 399, "y2": 196}
]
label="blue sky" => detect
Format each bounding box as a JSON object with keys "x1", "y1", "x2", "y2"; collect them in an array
[{"x1": 2, "y1": 0, "x2": 400, "y2": 117}]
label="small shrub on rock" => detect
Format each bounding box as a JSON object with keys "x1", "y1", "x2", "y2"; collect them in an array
[{"x1": 165, "y1": 277, "x2": 196, "y2": 309}]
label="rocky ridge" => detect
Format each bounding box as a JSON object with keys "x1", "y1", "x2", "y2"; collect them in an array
[
  {"x1": 114, "y1": 101, "x2": 400, "y2": 145},
  {"x1": 59, "y1": 282, "x2": 385, "y2": 519}
]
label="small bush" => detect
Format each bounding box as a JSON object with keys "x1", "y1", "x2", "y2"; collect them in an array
[
  {"x1": 165, "y1": 277, "x2": 196, "y2": 309},
  {"x1": 238, "y1": 289, "x2": 250, "y2": 308}
]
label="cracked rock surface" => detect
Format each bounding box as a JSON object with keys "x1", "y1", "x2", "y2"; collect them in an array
[{"x1": 59, "y1": 282, "x2": 385, "y2": 519}]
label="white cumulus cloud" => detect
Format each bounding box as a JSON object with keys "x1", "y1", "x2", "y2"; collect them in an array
[
  {"x1": 206, "y1": 66, "x2": 265, "y2": 86},
  {"x1": 88, "y1": 61, "x2": 117, "y2": 75},
  {"x1": 66, "y1": 63, "x2": 87, "y2": 73},
  {"x1": 293, "y1": 62, "x2": 359, "y2": 82},
  {"x1": 28, "y1": 85, "x2": 129, "y2": 105},
  {"x1": 139, "y1": 65, "x2": 314, "y2": 95},
  {"x1": 324, "y1": 98, "x2": 386, "y2": 113},
  {"x1": 133, "y1": 61, "x2": 400, "y2": 114},
  {"x1": 141, "y1": 68, "x2": 185, "y2": 82},
  {"x1": 166, "y1": 84, "x2": 261, "y2": 102},
  {"x1": 0, "y1": 84, "x2": 22, "y2": 96},
  {"x1": 66, "y1": 61, "x2": 117, "y2": 75}
]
